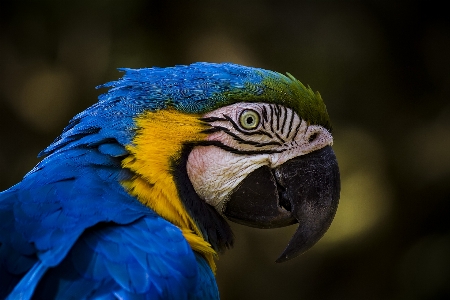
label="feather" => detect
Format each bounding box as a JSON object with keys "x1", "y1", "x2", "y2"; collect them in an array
[{"x1": 1, "y1": 63, "x2": 330, "y2": 299}]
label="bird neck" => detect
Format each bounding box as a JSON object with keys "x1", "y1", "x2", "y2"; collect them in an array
[{"x1": 121, "y1": 109, "x2": 217, "y2": 271}]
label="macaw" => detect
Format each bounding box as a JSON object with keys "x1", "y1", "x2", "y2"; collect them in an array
[{"x1": 0, "y1": 62, "x2": 340, "y2": 299}]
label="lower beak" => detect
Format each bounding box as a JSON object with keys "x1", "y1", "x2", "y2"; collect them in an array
[{"x1": 223, "y1": 145, "x2": 340, "y2": 262}]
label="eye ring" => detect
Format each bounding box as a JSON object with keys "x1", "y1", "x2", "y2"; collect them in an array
[{"x1": 239, "y1": 109, "x2": 260, "y2": 130}]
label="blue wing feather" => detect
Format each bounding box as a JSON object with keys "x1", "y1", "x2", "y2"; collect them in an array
[
  {"x1": 0, "y1": 146, "x2": 218, "y2": 299},
  {"x1": 28, "y1": 217, "x2": 206, "y2": 299}
]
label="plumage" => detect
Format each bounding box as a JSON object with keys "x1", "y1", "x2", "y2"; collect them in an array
[{"x1": 0, "y1": 62, "x2": 339, "y2": 299}]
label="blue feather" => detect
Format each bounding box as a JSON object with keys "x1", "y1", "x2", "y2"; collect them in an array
[{"x1": 2, "y1": 62, "x2": 310, "y2": 299}]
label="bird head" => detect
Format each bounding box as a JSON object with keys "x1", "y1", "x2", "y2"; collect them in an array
[{"x1": 41, "y1": 62, "x2": 340, "y2": 266}]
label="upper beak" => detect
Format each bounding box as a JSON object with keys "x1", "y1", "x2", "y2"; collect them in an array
[{"x1": 223, "y1": 145, "x2": 340, "y2": 262}]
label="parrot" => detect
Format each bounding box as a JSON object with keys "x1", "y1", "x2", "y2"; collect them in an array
[{"x1": 0, "y1": 62, "x2": 340, "y2": 299}]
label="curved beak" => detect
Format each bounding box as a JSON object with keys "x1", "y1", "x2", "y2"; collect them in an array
[{"x1": 223, "y1": 145, "x2": 340, "y2": 262}]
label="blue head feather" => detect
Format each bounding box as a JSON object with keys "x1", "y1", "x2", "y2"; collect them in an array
[{"x1": 41, "y1": 62, "x2": 330, "y2": 157}]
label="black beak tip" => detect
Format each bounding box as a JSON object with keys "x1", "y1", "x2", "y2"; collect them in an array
[
  {"x1": 274, "y1": 217, "x2": 335, "y2": 263},
  {"x1": 273, "y1": 145, "x2": 340, "y2": 262},
  {"x1": 275, "y1": 254, "x2": 292, "y2": 263}
]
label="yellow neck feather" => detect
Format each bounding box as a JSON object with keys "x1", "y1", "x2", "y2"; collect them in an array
[{"x1": 121, "y1": 109, "x2": 217, "y2": 271}]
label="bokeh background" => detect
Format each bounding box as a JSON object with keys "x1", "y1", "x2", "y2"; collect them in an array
[{"x1": 1, "y1": 1, "x2": 449, "y2": 299}]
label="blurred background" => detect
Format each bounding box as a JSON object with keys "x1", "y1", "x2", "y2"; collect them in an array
[{"x1": 1, "y1": 1, "x2": 449, "y2": 299}]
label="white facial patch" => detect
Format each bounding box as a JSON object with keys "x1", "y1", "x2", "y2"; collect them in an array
[
  {"x1": 186, "y1": 102, "x2": 333, "y2": 211},
  {"x1": 187, "y1": 146, "x2": 268, "y2": 209}
]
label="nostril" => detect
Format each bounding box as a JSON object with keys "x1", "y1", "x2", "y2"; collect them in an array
[{"x1": 308, "y1": 132, "x2": 318, "y2": 143}]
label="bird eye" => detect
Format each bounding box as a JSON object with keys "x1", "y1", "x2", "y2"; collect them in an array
[{"x1": 239, "y1": 109, "x2": 260, "y2": 130}]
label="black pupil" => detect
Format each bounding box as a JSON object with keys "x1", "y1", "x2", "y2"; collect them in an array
[{"x1": 246, "y1": 116, "x2": 254, "y2": 125}]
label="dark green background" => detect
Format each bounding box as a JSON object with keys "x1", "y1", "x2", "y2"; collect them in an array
[{"x1": 1, "y1": 1, "x2": 449, "y2": 299}]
